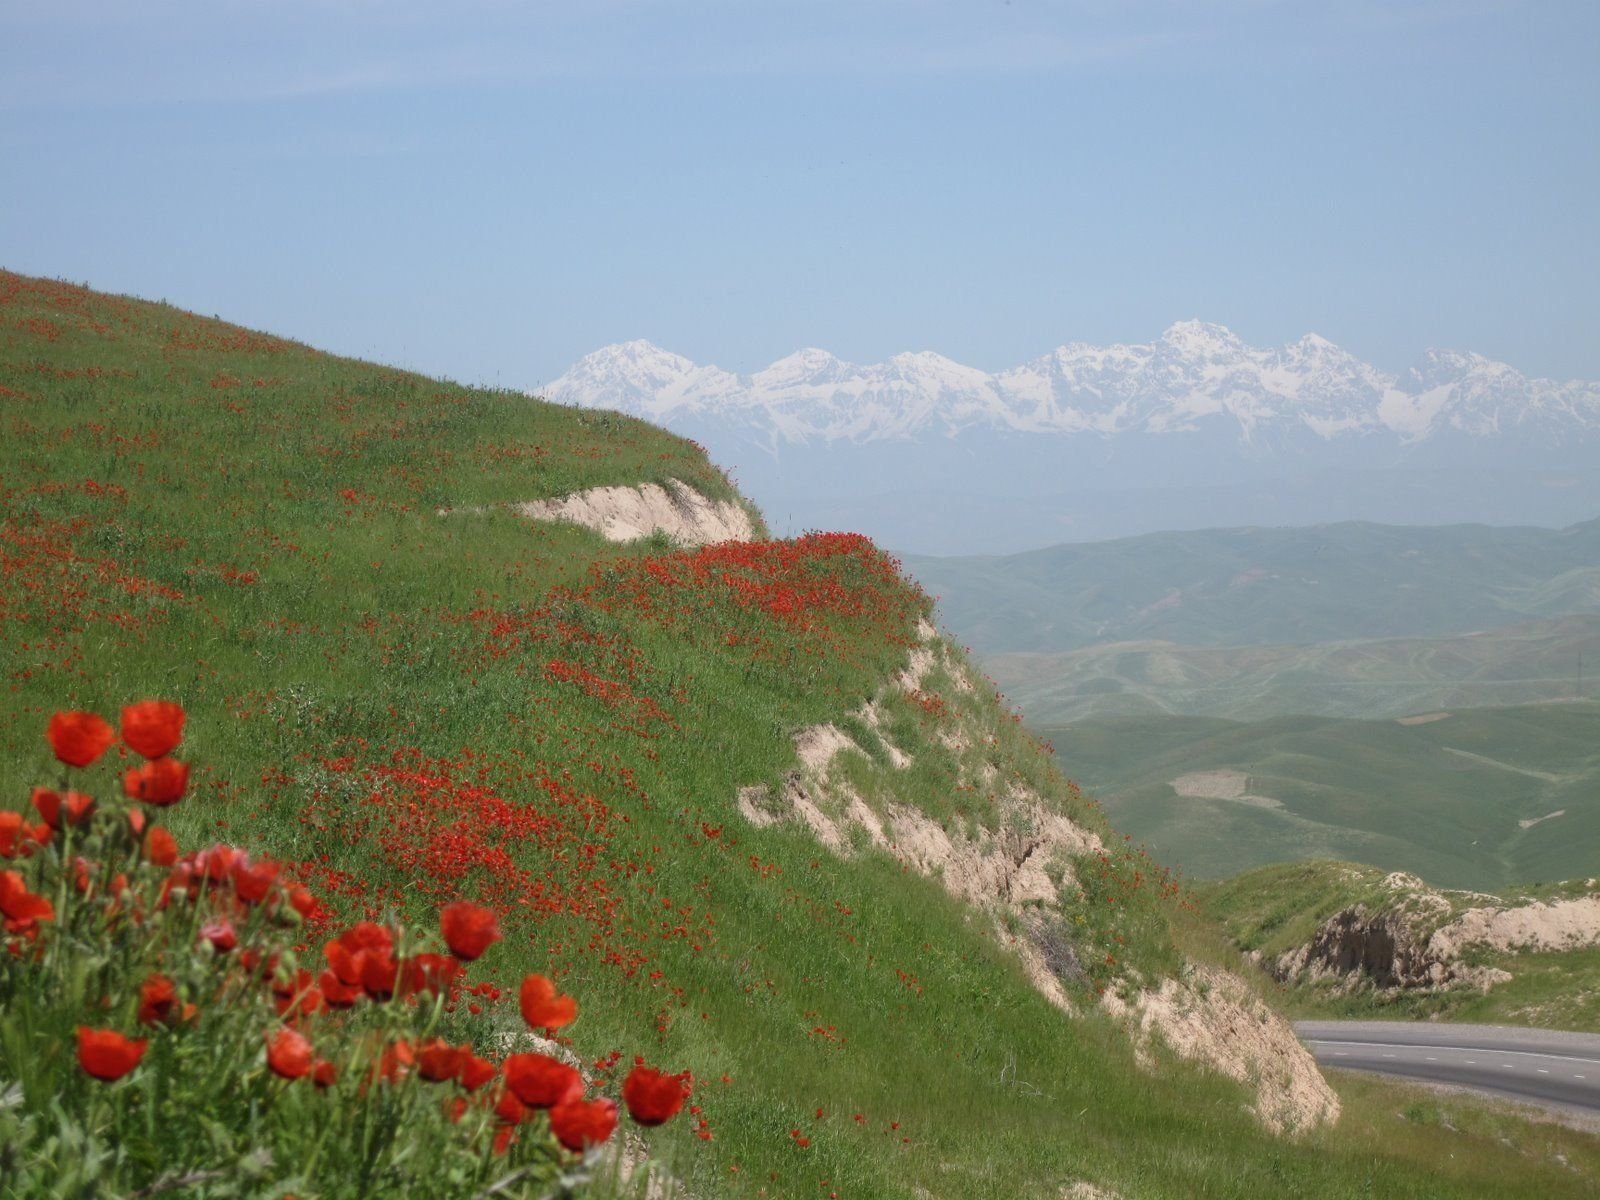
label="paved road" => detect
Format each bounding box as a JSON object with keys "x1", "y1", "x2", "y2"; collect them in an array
[{"x1": 1295, "y1": 1020, "x2": 1600, "y2": 1117}]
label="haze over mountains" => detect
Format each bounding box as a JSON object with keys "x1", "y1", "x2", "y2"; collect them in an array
[{"x1": 544, "y1": 324, "x2": 1600, "y2": 554}]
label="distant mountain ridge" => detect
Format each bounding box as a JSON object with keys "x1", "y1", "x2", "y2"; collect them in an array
[{"x1": 544, "y1": 323, "x2": 1600, "y2": 448}]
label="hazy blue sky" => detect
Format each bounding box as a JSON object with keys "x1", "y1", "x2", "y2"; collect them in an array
[{"x1": 2, "y1": 1, "x2": 1596, "y2": 386}]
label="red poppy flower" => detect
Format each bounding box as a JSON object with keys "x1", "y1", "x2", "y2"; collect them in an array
[
  {"x1": 200, "y1": 918, "x2": 237, "y2": 954},
  {"x1": 359, "y1": 948, "x2": 400, "y2": 1000},
  {"x1": 459, "y1": 1054, "x2": 498, "y2": 1092},
  {"x1": 494, "y1": 1086, "x2": 528, "y2": 1126},
  {"x1": 503, "y1": 1053, "x2": 583, "y2": 1109},
  {"x1": 137, "y1": 974, "x2": 178, "y2": 1025},
  {"x1": 123, "y1": 758, "x2": 189, "y2": 807},
  {"x1": 0, "y1": 811, "x2": 49, "y2": 858},
  {"x1": 402, "y1": 953, "x2": 461, "y2": 998},
  {"x1": 312, "y1": 1058, "x2": 337, "y2": 1089},
  {"x1": 76, "y1": 1027, "x2": 147, "y2": 1081},
  {"x1": 549, "y1": 1097, "x2": 618, "y2": 1152},
  {"x1": 375, "y1": 1040, "x2": 414, "y2": 1084},
  {"x1": 0, "y1": 870, "x2": 54, "y2": 931},
  {"x1": 276, "y1": 985, "x2": 326, "y2": 1024},
  {"x1": 267, "y1": 1027, "x2": 314, "y2": 1080},
  {"x1": 622, "y1": 1065, "x2": 689, "y2": 1126},
  {"x1": 417, "y1": 1039, "x2": 465, "y2": 1083},
  {"x1": 48, "y1": 712, "x2": 115, "y2": 768},
  {"x1": 120, "y1": 700, "x2": 186, "y2": 760},
  {"x1": 229, "y1": 857, "x2": 279, "y2": 905},
  {"x1": 144, "y1": 826, "x2": 178, "y2": 867},
  {"x1": 518, "y1": 974, "x2": 577, "y2": 1033},
  {"x1": 31, "y1": 788, "x2": 95, "y2": 830},
  {"x1": 440, "y1": 901, "x2": 501, "y2": 962},
  {"x1": 318, "y1": 969, "x2": 364, "y2": 1008},
  {"x1": 285, "y1": 884, "x2": 317, "y2": 920}
]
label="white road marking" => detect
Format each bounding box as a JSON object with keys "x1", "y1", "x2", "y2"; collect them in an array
[{"x1": 1304, "y1": 1039, "x2": 1600, "y2": 1067}]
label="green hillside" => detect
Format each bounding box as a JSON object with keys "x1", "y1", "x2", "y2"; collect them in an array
[
  {"x1": 988, "y1": 613, "x2": 1600, "y2": 723},
  {"x1": 3, "y1": 271, "x2": 1597, "y2": 1198},
  {"x1": 907, "y1": 520, "x2": 1600, "y2": 655},
  {"x1": 1041, "y1": 701, "x2": 1600, "y2": 889}
]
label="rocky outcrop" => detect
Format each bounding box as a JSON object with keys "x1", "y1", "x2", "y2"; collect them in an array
[
  {"x1": 1101, "y1": 964, "x2": 1341, "y2": 1135},
  {"x1": 445, "y1": 479, "x2": 755, "y2": 546}
]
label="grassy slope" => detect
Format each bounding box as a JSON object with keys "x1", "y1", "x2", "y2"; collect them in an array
[
  {"x1": 1201, "y1": 862, "x2": 1600, "y2": 1031},
  {"x1": 987, "y1": 613, "x2": 1600, "y2": 724},
  {"x1": 1039, "y1": 701, "x2": 1600, "y2": 889},
  {"x1": 3, "y1": 270, "x2": 1597, "y2": 1198},
  {"x1": 906, "y1": 520, "x2": 1600, "y2": 655}
]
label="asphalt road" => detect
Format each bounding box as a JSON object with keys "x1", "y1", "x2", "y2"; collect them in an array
[{"x1": 1295, "y1": 1020, "x2": 1600, "y2": 1117}]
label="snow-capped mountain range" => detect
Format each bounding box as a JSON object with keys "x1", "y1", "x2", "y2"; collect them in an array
[{"x1": 542, "y1": 322, "x2": 1600, "y2": 449}]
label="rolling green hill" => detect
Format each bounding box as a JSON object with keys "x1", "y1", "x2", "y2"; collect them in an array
[
  {"x1": 989, "y1": 613, "x2": 1600, "y2": 723},
  {"x1": 3, "y1": 270, "x2": 1596, "y2": 1198},
  {"x1": 907, "y1": 519, "x2": 1600, "y2": 655},
  {"x1": 1041, "y1": 701, "x2": 1600, "y2": 889}
]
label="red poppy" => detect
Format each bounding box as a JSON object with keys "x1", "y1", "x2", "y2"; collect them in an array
[
  {"x1": 267, "y1": 1027, "x2": 314, "y2": 1080},
  {"x1": 229, "y1": 857, "x2": 279, "y2": 905},
  {"x1": 375, "y1": 1040, "x2": 414, "y2": 1084},
  {"x1": 318, "y1": 969, "x2": 364, "y2": 1008},
  {"x1": 137, "y1": 974, "x2": 178, "y2": 1025},
  {"x1": 48, "y1": 712, "x2": 115, "y2": 769},
  {"x1": 622, "y1": 1065, "x2": 689, "y2": 1126},
  {"x1": 312, "y1": 1058, "x2": 337, "y2": 1089},
  {"x1": 31, "y1": 788, "x2": 95, "y2": 831},
  {"x1": 76, "y1": 1027, "x2": 147, "y2": 1081},
  {"x1": 416, "y1": 1039, "x2": 465, "y2": 1083},
  {"x1": 402, "y1": 953, "x2": 461, "y2": 998},
  {"x1": 123, "y1": 758, "x2": 189, "y2": 807},
  {"x1": 200, "y1": 918, "x2": 237, "y2": 954},
  {"x1": 144, "y1": 826, "x2": 178, "y2": 867},
  {"x1": 440, "y1": 901, "x2": 501, "y2": 962},
  {"x1": 0, "y1": 811, "x2": 49, "y2": 858},
  {"x1": 0, "y1": 870, "x2": 54, "y2": 931},
  {"x1": 285, "y1": 884, "x2": 317, "y2": 920},
  {"x1": 279, "y1": 987, "x2": 323, "y2": 1020},
  {"x1": 459, "y1": 1054, "x2": 498, "y2": 1092},
  {"x1": 359, "y1": 948, "x2": 400, "y2": 1000},
  {"x1": 549, "y1": 1097, "x2": 618, "y2": 1152},
  {"x1": 518, "y1": 974, "x2": 577, "y2": 1033},
  {"x1": 494, "y1": 1086, "x2": 528, "y2": 1126},
  {"x1": 120, "y1": 700, "x2": 186, "y2": 760},
  {"x1": 503, "y1": 1053, "x2": 583, "y2": 1109}
]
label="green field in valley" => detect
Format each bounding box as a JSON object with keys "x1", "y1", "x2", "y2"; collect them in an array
[{"x1": 1041, "y1": 701, "x2": 1600, "y2": 889}]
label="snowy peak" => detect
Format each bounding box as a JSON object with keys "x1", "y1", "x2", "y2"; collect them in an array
[{"x1": 541, "y1": 325, "x2": 1600, "y2": 447}]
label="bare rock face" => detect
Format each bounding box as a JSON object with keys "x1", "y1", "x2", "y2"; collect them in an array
[
  {"x1": 1276, "y1": 905, "x2": 1441, "y2": 989},
  {"x1": 1101, "y1": 965, "x2": 1341, "y2": 1135},
  {"x1": 443, "y1": 479, "x2": 755, "y2": 546},
  {"x1": 514, "y1": 480, "x2": 755, "y2": 545}
]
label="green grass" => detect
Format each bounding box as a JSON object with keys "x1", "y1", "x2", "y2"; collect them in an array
[
  {"x1": 1039, "y1": 702, "x2": 1600, "y2": 889},
  {"x1": 3, "y1": 270, "x2": 1598, "y2": 1198}
]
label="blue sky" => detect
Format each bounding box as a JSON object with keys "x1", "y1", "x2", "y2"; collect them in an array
[{"x1": 2, "y1": 1, "x2": 1596, "y2": 386}]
